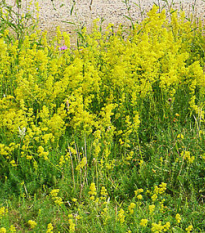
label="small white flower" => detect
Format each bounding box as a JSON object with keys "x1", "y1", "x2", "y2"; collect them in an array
[{"x1": 18, "y1": 127, "x2": 26, "y2": 139}]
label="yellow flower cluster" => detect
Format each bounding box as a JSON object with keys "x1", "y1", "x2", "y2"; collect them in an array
[
  {"x1": 0, "y1": 228, "x2": 6, "y2": 233},
  {"x1": 0, "y1": 207, "x2": 8, "y2": 219},
  {"x1": 140, "y1": 219, "x2": 148, "y2": 227},
  {"x1": 88, "y1": 183, "x2": 97, "y2": 200},
  {"x1": 128, "y1": 202, "x2": 136, "y2": 214},
  {"x1": 46, "y1": 223, "x2": 54, "y2": 233},
  {"x1": 50, "y1": 189, "x2": 63, "y2": 205},
  {"x1": 118, "y1": 208, "x2": 125, "y2": 224},
  {"x1": 181, "y1": 151, "x2": 195, "y2": 164},
  {"x1": 68, "y1": 215, "x2": 76, "y2": 233},
  {"x1": 134, "y1": 188, "x2": 143, "y2": 200},
  {"x1": 28, "y1": 220, "x2": 37, "y2": 229},
  {"x1": 151, "y1": 221, "x2": 170, "y2": 232}
]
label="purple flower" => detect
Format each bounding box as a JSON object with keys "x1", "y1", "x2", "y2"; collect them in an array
[{"x1": 59, "y1": 45, "x2": 68, "y2": 51}]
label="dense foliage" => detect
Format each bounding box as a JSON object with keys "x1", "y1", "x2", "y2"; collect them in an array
[{"x1": 0, "y1": 4, "x2": 205, "y2": 233}]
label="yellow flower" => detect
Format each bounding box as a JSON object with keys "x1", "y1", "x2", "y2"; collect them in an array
[
  {"x1": 140, "y1": 219, "x2": 148, "y2": 227},
  {"x1": 100, "y1": 186, "x2": 108, "y2": 196},
  {"x1": 118, "y1": 208, "x2": 125, "y2": 224},
  {"x1": 50, "y1": 189, "x2": 59, "y2": 197},
  {"x1": 149, "y1": 204, "x2": 155, "y2": 214},
  {"x1": 186, "y1": 225, "x2": 193, "y2": 233},
  {"x1": 175, "y1": 213, "x2": 181, "y2": 223},
  {"x1": 28, "y1": 220, "x2": 37, "y2": 229},
  {"x1": 88, "y1": 183, "x2": 97, "y2": 196},
  {"x1": 10, "y1": 160, "x2": 17, "y2": 167},
  {"x1": 0, "y1": 228, "x2": 7, "y2": 233},
  {"x1": 134, "y1": 188, "x2": 143, "y2": 196},
  {"x1": 46, "y1": 223, "x2": 53, "y2": 233},
  {"x1": 68, "y1": 218, "x2": 75, "y2": 233},
  {"x1": 177, "y1": 134, "x2": 184, "y2": 139},
  {"x1": 151, "y1": 194, "x2": 158, "y2": 202},
  {"x1": 158, "y1": 182, "x2": 167, "y2": 194},
  {"x1": 0, "y1": 207, "x2": 8, "y2": 218},
  {"x1": 9, "y1": 225, "x2": 16, "y2": 233},
  {"x1": 137, "y1": 194, "x2": 143, "y2": 200},
  {"x1": 139, "y1": 160, "x2": 144, "y2": 166},
  {"x1": 128, "y1": 202, "x2": 136, "y2": 214},
  {"x1": 163, "y1": 222, "x2": 171, "y2": 231},
  {"x1": 151, "y1": 222, "x2": 164, "y2": 232},
  {"x1": 181, "y1": 151, "x2": 195, "y2": 164},
  {"x1": 76, "y1": 157, "x2": 87, "y2": 171},
  {"x1": 72, "y1": 198, "x2": 77, "y2": 203}
]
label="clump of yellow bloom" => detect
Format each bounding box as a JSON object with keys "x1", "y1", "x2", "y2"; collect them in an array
[
  {"x1": 0, "y1": 228, "x2": 7, "y2": 233},
  {"x1": 151, "y1": 193, "x2": 158, "y2": 202},
  {"x1": 140, "y1": 219, "x2": 148, "y2": 227},
  {"x1": 149, "y1": 204, "x2": 155, "y2": 214},
  {"x1": 118, "y1": 208, "x2": 125, "y2": 224},
  {"x1": 158, "y1": 182, "x2": 167, "y2": 194},
  {"x1": 50, "y1": 189, "x2": 63, "y2": 205},
  {"x1": 0, "y1": 207, "x2": 8, "y2": 218},
  {"x1": 186, "y1": 225, "x2": 193, "y2": 233},
  {"x1": 9, "y1": 225, "x2": 16, "y2": 233},
  {"x1": 68, "y1": 217, "x2": 75, "y2": 233},
  {"x1": 151, "y1": 221, "x2": 164, "y2": 232},
  {"x1": 151, "y1": 222, "x2": 163, "y2": 232},
  {"x1": 28, "y1": 220, "x2": 37, "y2": 229},
  {"x1": 134, "y1": 188, "x2": 143, "y2": 200},
  {"x1": 88, "y1": 183, "x2": 97, "y2": 200},
  {"x1": 46, "y1": 223, "x2": 54, "y2": 233},
  {"x1": 181, "y1": 151, "x2": 195, "y2": 164},
  {"x1": 76, "y1": 157, "x2": 87, "y2": 171},
  {"x1": 176, "y1": 213, "x2": 181, "y2": 223},
  {"x1": 128, "y1": 202, "x2": 136, "y2": 214},
  {"x1": 100, "y1": 186, "x2": 108, "y2": 201}
]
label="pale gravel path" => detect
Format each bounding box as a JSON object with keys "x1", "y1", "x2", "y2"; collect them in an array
[{"x1": 5, "y1": 0, "x2": 205, "y2": 42}]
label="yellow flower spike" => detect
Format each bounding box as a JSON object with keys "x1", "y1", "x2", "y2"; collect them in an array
[
  {"x1": 88, "y1": 183, "x2": 97, "y2": 198},
  {"x1": 159, "y1": 182, "x2": 167, "y2": 194},
  {"x1": 68, "y1": 218, "x2": 75, "y2": 233},
  {"x1": 46, "y1": 223, "x2": 54, "y2": 233},
  {"x1": 0, "y1": 207, "x2": 8, "y2": 218},
  {"x1": 118, "y1": 208, "x2": 125, "y2": 224},
  {"x1": 76, "y1": 157, "x2": 87, "y2": 171},
  {"x1": 175, "y1": 213, "x2": 181, "y2": 223}
]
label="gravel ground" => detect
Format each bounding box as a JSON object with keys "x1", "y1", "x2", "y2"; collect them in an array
[{"x1": 5, "y1": 0, "x2": 205, "y2": 43}]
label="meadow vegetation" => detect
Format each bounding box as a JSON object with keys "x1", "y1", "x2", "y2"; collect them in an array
[{"x1": 0, "y1": 0, "x2": 205, "y2": 232}]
